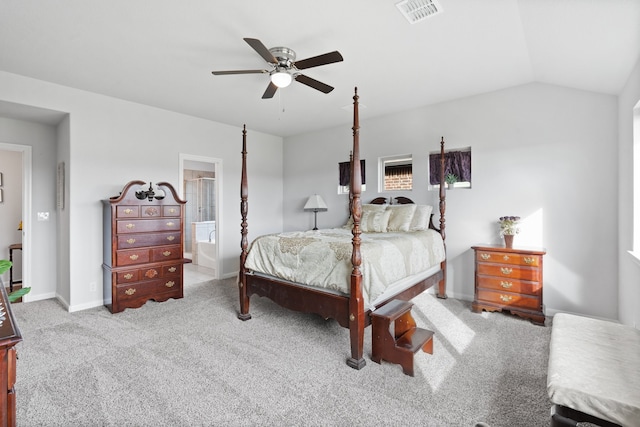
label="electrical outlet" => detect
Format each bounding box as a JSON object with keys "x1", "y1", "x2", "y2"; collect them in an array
[
  {"x1": 89, "y1": 281, "x2": 96, "y2": 292},
  {"x1": 37, "y1": 212, "x2": 50, "y2": 221}
]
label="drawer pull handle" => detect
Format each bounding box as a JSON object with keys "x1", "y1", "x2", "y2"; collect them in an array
[
  {"x1": 503, "y1": 255, "x2": 510, "y2": 261},
  {"x1": 145, "y1": 269, "x2": 158, "y2": 279},
  {"x1": 126, "y1": 223, "x2": 135, "y2": 229},
  {"x1": 125, "y1": 288, "x2": 136, "y2": 296},
  {"x1": 129, "y1": 254, "x2": 139, "y2": 261},
  {"x1": 500, "y1": 281, "x2": 513, "y2": 289},
  {"x1": 162, "y1": 251, "x2": 171, "y2": 257},
  {"x1": 480, "y1": 254, "x2": 490, "y2": 260},
  {"x1": 165, "y1": 281, "x2": 175, "y2": 288},
  {"x1": 124, "y1": 208, "x2": 133, "y2": 214},
  {"x1": 168, "y1": 267, "x2": 177, "y2": 273},
  {"x1": 500, "y1": 267, "x2": 512, "y2": 275},
  {"x1": 523, "y1": 257, "x2": 535, "y2": 264},
  {"x1": 167, "y1": 236, "x2": 175, "y2": 241},
  {"x1": 166, "y1": 222, "x2": 175, "y2": 227},
  {"x1": 124, "y1": 273, "x2": 134, "y2": 280},
  {"x1": 499, "y1": 295, "x2": 513, "y2": 302},
  {"x1": 127, "y1": 238, "x2": 136, "y2": 244},
  {"x1": 169, "y1": 208, "x2": 177, "y2": 214}
]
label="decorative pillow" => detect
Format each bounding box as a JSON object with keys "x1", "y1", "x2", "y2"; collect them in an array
[
  {"x1": 409, "y1": 205, "x2": 434, "y2": 231},
  {"x1": 361, "y1": 209, "x2": 391, "y2": 233},
  {"x1": 386, "y1": 204, "x2": 417, "y2": 232},
  {"x1": 344, "y1": 203, "x2": 387, "y2": 228}
]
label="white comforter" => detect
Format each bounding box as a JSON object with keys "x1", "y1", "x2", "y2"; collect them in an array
[{"x1": 244, "y1": 228, "x2": 445, "y2": 307}]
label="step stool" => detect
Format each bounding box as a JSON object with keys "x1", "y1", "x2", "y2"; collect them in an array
[{"x1": 371, "y1": 299, "x2": 434, "y2": 376}]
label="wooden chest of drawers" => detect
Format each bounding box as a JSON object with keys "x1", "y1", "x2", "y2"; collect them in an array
[
  {"x1": 103, "y1": 181, "x2": 189, "y2": 313},
  {"x1": 471, "y1": 244, "x2": 546, "y2": 325}
]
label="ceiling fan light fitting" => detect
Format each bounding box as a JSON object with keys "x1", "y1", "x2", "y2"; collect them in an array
[{"x1": 271, "y1": 70, "x2": 292, "y2": 88}]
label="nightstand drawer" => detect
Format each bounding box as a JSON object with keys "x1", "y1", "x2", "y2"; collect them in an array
[
  {"x1": 477, "y1": 264, "x2": 541, "y2": 281},
  {"x1": 477, "y1": 289, "x2": 541, "y2": 311},
  {"x1": 477, "y1": 276, "x2": 541, "y2": 296},
  {"x1": 476, "y1": 251, "x2": 540, "y2": 267}
]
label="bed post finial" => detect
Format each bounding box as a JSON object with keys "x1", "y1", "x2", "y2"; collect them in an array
[{"x1": 239, "y1": 124, "x2": 251, "y2": 321}]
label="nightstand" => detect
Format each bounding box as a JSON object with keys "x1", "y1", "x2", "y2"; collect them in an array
[{"x1": 471, "y1": 244, "x2": 546, "y2": 325}]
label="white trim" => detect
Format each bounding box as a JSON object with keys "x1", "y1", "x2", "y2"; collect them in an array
[
  {"x1": 628, "y1": 251, "x2": 640, "y2": 267},
  {"x1": 0, "y1": 142, "x2": 32, "y2": 302}
]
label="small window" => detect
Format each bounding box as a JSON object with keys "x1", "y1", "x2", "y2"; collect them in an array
[
  {"x1": 429, "y1": 147, "x2": 472, "y2": 189},
  {"x1": 338, "y1": 159, "x2": 366, "y2": 194},
  {"x1": 380, "y1": 155, "x2": 412, "y2": 192}
]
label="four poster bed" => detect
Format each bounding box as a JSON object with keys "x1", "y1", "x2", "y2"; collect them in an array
[{"x1": 238, "y1": 88, "x2": 447, "y2": 369}]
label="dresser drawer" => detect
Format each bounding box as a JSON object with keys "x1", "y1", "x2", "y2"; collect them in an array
[
  {"x1": 476, "y1": 276, "x2": 541, "y2": 296},
  {"x1": 117, "y1": 218, "x2": 181, "y2": 234},
  {"x1": 477, "y1": 289, "x2": 541, "y2": 311},
  {"x1": 162, "y1": 263, "x2": 182, "y2": 276},
  {"x1": 115, "y1": 278, "x2": 181, "y2": 301},
  {"x1": 151, "y1": 245, "x2": 182, "y2": 262},
  {"x1": 117, "y1": 232, "x2": 181, "y2": 249},
  {"x1": 116, "y1": 206, "x2": 140, "y2": 218},
  {"x1": 476, "y1": 251, "x2": 540, "y2": 267},
  {"x1": 477, "y1": 263, "x2": 541, "y2": 281},
  {"x1": 163, "y1": 205, "x2": 181, "y2": 217},
  {"x1": 116, "y1": 269, "x2": 140, "y2": 284},
  {"x1": 116, "y1": 249, "x2": 151, "y2": 266},
  {"x1": 140, "y1": 206, "x2": 162, "y2": 217}
]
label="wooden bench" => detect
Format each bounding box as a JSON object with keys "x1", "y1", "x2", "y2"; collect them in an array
[
  {"x1": 547, "y1": 313, "x2": 640, "y2": 427},
  {"x1": 371, "y1": 299, "x2": 433, "y2": 376}
]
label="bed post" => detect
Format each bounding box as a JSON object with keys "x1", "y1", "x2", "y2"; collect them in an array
[
  {"x1": 347, "y1": 87, "x2": 366, "y2": 370},
  {"x1": 437, "y1": 136, "x2": 448, "y2": 299},
  {"x1": 238, "y1": 125, "x2": 252, "y2": 320}
]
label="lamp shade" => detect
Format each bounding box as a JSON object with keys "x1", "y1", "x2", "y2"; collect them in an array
[
  {"x1": 271, "y1": 71, "x2": 292, "y2": 88},
  {"x1": 303, "y1": 194, "x2": 328, "y2": 211}
]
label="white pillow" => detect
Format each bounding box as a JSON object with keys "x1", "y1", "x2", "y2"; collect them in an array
[
  {"x1": 386, "y1": 204, "x2": 417, "y2": 232},
  {"x1": 361, "y1": 209, "x2": 391, "y2": 233},
  {"x1": 409, "y1": 205, "x2": 434, "y2": 231},
  {"x1": 344, "y1": 203, "x2": 387, "y2": 228}
]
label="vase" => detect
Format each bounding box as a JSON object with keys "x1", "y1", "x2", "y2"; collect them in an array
[{"x1": 504, "y1": 234, "x2": 514, "y2": 249}]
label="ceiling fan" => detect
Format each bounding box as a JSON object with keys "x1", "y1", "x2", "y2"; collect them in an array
[{"x1": 211, "y1": 38, "x2": 344, "y2": 99}]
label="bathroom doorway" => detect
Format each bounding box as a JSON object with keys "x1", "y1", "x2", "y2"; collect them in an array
[{"x1": 179, "y1": 154, "x2": 221, "y2": 279}]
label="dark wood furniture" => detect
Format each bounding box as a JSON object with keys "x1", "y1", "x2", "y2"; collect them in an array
[
  {"x1": 103, "y1": 181, "x2": 189, "y2": 313},
  {"x1": 7, "y1": 244, "x2": 21, "y2": 293},
  {"x1": 238, "y1": 88, "x2": 448, "y2": 369},
  {"x1": 0, "y1": 285, "x2": 22, "y2": 427},
  {"x1": 471, "y1": 244, "x2": 546, "y2": 325},
  {"x1": 371, "y1": 299, "x2": 434, "y2": 376}
]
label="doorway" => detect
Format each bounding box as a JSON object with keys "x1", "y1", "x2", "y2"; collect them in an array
[
  {"x1": 179, "y1": 154, "x2": 221, "y2": 280},
  {"x1": 0, "y1": 143, "x2": 32, "y2": 300}
]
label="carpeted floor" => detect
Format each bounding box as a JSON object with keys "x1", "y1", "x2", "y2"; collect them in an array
[{"x1": 11, "y1": 278, "x2": 553, "y2": 426}]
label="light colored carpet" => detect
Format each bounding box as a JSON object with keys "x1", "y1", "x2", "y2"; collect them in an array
[{"x1": 11, "y1": 278, "x2": 552, "y2": 426}]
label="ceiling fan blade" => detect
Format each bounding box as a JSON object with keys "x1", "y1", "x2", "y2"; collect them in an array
[
  {"x1": 294, "y1": 51, "x2": 343, "y2": 70},
  {"x1": 294, "y1": 74, "x2": 334, "y2": 94},
  {"x1": 262, "y1": 82, "x2": 278, "y2": 99},
  {"x1": 211, "y1": 69, "x2": 267, "y2": 75},
  {"x1": 244, "y1": 38, "x2": 278, "y2": 64}
]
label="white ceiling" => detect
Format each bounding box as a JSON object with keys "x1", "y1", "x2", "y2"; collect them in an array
[{"x1": 1, "y1": 0, "x2": 638, "y2": 137}]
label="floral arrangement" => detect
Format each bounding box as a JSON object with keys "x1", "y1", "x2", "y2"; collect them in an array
[{"x1": 499, "y1": 216, "x2": 520, "y2": 236}]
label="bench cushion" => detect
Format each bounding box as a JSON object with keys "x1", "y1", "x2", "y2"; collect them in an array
[{"x1": 547, "y1": 313, "x2": 640, "y2": 427}]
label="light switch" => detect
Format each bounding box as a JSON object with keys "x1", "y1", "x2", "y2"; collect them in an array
[{"x1": 37, "y1": 212, "x2": 50, "y2": 221}]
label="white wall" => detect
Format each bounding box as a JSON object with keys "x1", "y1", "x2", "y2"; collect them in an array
[
  {"x1": 618, "y1": 57, "x2": 640, "y2": 328},
  {"x1": 284, "y1": 83, "x2": 619, "y2": 320},
  {"x1": 0, "y1": 71, "x2": 283, "y2": 311}
]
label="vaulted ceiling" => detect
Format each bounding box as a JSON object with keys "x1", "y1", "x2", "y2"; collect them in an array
[{"x1": 0, "y1": 0, "x2": 638, "y2": 137}]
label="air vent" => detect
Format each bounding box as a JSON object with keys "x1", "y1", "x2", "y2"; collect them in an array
[{"x1": 396, "y1": 0, "x2": 443, "y2": 24}]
